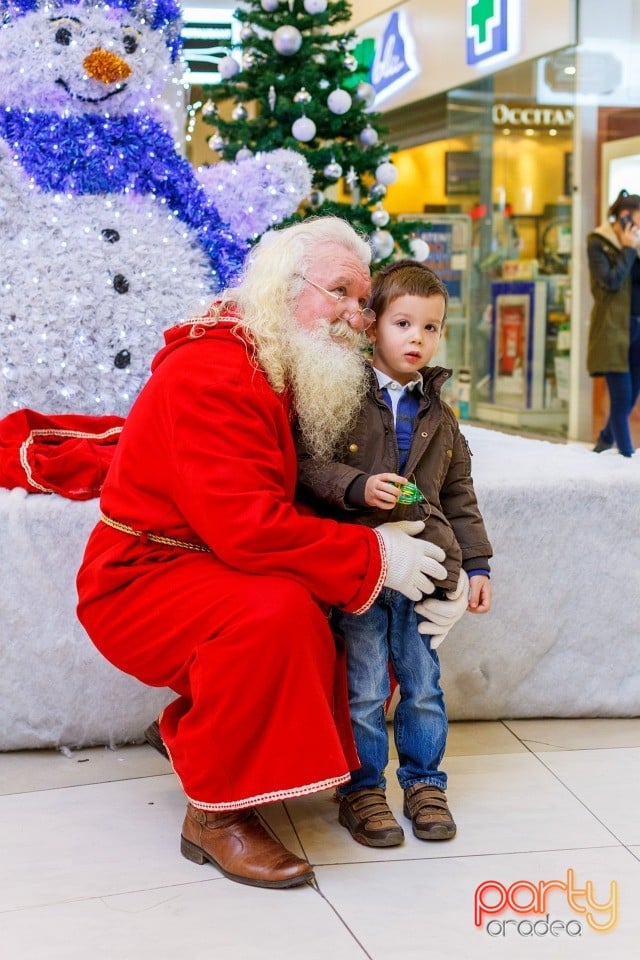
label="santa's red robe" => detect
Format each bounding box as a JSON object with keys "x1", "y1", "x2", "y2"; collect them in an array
[{"x1": 77, "y1": 319, "x2": 385, "y2": 810}]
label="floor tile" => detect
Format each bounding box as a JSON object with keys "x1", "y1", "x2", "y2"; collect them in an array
[
  {"x1": 1, "y1": 878, "x2": 368, "y2": 960},
  {"x1": 504, "y1": 718, "x2": 640, "y2": 752},
  {"x1": 0, "y1": 775, "x2": 215, "y2": 910},
  {"x1": 0, "y1": 744, "x2": 170, "y2": 796},
  {"x1": 286, "y1": 753, "x2": 616, "y2": 867},
  {"x1": 315, "y1": 845, "x2": 640, "y2": 959},
  {"x1": 445, "y1": 720, "x2": 528, "y2": 756},
  {"x1": 387, "y1": 720, "x2": 524, "y2": 763},
  {"x1": 538, "y1": 747, "x2": 640, "y2": 844}
]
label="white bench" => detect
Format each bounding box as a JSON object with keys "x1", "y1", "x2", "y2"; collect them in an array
[{"x1": 2, "y1": 427, "x2": 639, "y2": 750}]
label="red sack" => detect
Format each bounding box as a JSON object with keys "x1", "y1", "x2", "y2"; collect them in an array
[{"x1": 0, "y1": 409, "x2": 124, "y2": 500}]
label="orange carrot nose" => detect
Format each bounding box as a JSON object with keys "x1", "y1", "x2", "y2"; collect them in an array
[{"x1": 83, "y1": 48, "x2": 132, "y2": 84}]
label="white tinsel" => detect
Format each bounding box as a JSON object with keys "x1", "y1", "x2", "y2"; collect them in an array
[{"x1": 196, "y1": 149, "x2": 313, "y2": 240}]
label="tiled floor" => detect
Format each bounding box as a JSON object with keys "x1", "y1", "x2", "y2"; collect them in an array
[{"x1": 3, "y1": 719, "x2": 640, "y2": 959}]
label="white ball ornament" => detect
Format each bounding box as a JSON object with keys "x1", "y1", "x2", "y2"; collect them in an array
[
  {"x1": 236, "y1": 147, "x2": 254, "y2": 161},
  {"x1": 359, "y1": 124, "x2": 379, "y2": 146},
  {"x1": 292, "y1": 116, "x2": 317, "y2": 141},
  {"x1": 371, "y1": 206, "x2": 390, "y2": 228},
  {"x1": 370, "y1": 229, "x2": 395, "y2": 262},
  {"x1": 273, "y1": 25, "x2": 303, "y2": 56},
  {"x1": 304, "y1": 0, "x2": 327, "y2": 12},
  {"x1": 327, "y1": 89, "x2": 352, "y2": 115},
  {"x1": 218, "y1": 56, "x2": 240, "y2": 80},
  {"x1": 409, "y1": 238, "x2": 431, "y2": 261},
  {"x1": 375, "y1": 161, "x2": 398, "y2": 186},
  {"x1": 261, "y1": 0, "x2": 280, "y2": 10}
]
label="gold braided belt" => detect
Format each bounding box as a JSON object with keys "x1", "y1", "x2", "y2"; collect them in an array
[{"x1": 100, "y1": 513, "x2": 212, "y2": 553}]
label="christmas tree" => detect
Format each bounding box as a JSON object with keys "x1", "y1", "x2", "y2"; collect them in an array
[{"x1": 201, "y1": 0, "x2": 430, "y2": 264}]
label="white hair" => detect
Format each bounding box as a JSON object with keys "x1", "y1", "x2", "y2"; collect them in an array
[{"x1": 217, "y1": 216, "x2": 372, "y2": 391}]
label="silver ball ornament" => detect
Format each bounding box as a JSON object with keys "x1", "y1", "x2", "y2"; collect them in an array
[
  {"x1": 273, "y1": 25, "x2": 303, "y2": 56},
  {"x1": 375, "y1": 161, "x2": 399, "y2": 186},
  {"x1": 409, "y1": 238, "x2": 431, "y2": 261},
  {"x1": 240, "y1": 24, "x2": 254, "y2": 42},
  {"x1": 261, "y1": 0, "x2": 279, "y2": 10},
  {"x1": 359, "y1": 124, "x2": 379, "y2": 146},
  {"x1": 371, "y1": 207, "x2": 390, "y2": 228},
  {"x1": 343, "y1": 54, "x2": 359, "y2": 72},
  {"x1": 304, "y1": 0, "x2": 327, "y2": 12},
  {"x1": 292, "y1": 116, "x2": 316, "y2": 141},
  {"x1": 209, "y1": 134, "x2": 226, "y2": 152},
  {"x1": 236, "y1": 147, "x2": 254, "y2": 161},
  {"x1": 293, "y1": 87, "x2": 312, "y2": 104},
  {"x1": 308, "y1": 190, "x2": 325, "y2": 208},
  {"x1": 201, "y1": 99, "x2": 216, "y2": 117},
  {"x1": 368, "y1": 183, "x2": 387, "y2": 201},
  {"x1": 218, "y1": 55, "x2": 240, "y2": 80},
  {"x1": 355, "y1": 82, "x2": 376, "y2": 108},
  {"x1": 370, "y1": 229, "x2": 395, "y2": 262},
  {"x1": 232, "y1": 103, "x2": 249, "y2": 121},
  {"x1": 323, "y1": 160, "x2": 343, "y2": 180},
  {"x1": 327, "y1": 88, "x2": 352, "y2": 115}
]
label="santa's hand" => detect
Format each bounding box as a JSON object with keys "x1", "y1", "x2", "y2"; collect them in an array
[
  {"x1": 376, "y1": 520, "x2": 447, "y2": 602},
  {"x1": 415, "y1": 570, "x2": 469, "y2": 648}
]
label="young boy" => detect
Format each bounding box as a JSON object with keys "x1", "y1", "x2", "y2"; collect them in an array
[{"x1": 297, "y1": 260, "x2": 492, "y2": 847}]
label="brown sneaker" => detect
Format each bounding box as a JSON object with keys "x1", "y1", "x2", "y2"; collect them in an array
[
  {"x1": 181, "y1": 803, "x2": 315, "y2": 889},
  {"x1": 403, "y1": 783, "x2": 456, "y2": 840},
  {"x1": 338, "y1": 788, "x2": 404, "y2": 847}
]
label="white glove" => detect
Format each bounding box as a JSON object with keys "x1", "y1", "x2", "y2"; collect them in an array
[
  {"x1": 376, "y1": 520, "x2": 447, "y2": 602},
  {"x1": 415, "y1": 569, "x2": 470, "y2": 649}
]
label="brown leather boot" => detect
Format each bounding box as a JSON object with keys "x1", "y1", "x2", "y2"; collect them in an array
[
  {"x1": 144, "y1": 720, "x2": 168, "y2": 760},
  {"x1": 338, "y1": 788, "x2": 404, "y2": 847},
  {"x1": 180, "y1": 803, "x2": 315, "y2": 888},
  {"x1": 403, "y1": 783, "x2": 457, "y2": 840}
]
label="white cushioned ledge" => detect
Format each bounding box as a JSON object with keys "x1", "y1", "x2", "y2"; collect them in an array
[{"x1": 1, "y1": 427, "x2": 639, "y2": 750}]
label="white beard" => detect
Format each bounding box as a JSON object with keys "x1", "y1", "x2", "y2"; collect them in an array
[{"x1": 283, "y1": 320, "x2": 366, "y2": 462}]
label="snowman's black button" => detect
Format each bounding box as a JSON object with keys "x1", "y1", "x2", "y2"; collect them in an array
[
  {"x1": 55, "y1": 27, "x2": 72, "y2": 45},
  {"x1": 113, "y1": 274, "x2": 129, "y2": 294},
  {"x1": 102, "y1": 229, "x2": 120, "y2": 243},
  {"x1": 114, "y1": 350, "x2": 131, "y2": 369}
]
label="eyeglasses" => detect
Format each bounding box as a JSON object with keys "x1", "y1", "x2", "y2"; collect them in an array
[{"x1": 302, "y1": 276, "x2": 376, "y2": 331}]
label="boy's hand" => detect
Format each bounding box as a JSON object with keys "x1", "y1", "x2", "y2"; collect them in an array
[
  {"x1": 468, "y1": 575, "x2": 492, "y2": 613},
  {"x1": 365, "y1": 472, "x2": 407, "y2": 509}
]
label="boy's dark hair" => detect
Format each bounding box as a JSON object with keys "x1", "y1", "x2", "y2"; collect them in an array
[
  {"x1": 369, "y1": 259, "x2": 448, "y2": 324},
  {"x1": 608, "y1": 189, "x2": 640, "y2": 220}
]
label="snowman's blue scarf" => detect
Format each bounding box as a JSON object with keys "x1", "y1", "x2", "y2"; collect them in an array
[{"x1": 0, "y1": 107, "x2": 247, "y2": 287}]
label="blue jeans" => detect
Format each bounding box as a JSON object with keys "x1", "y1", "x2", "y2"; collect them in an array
[
  {"x1": 333, "y1": 588, "x2": 447, "y2": 795},
  {"x1": 599, "y1": 316, "x2": 640, "y2": 457}
]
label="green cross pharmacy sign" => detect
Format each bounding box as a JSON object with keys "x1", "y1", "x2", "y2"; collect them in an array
[{"x1": 466, "y1": 0, "x2": 512, "y2": 65}]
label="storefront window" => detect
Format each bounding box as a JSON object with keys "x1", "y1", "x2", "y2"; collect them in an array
[{"x1": 388, "y1": 51, "x2": 577, "y2": 436}]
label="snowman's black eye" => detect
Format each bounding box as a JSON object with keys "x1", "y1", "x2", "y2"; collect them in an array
[
  {"x1": 55, "y1": 27, "x2": 72, "y2": 45},
  {"x1": 123, "y1": 34, "x2": 138, "y2": 54}
]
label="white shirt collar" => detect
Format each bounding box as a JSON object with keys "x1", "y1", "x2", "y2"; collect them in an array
[{"x1": 373, "y1": 366, "x2": 423, "y2": 394}]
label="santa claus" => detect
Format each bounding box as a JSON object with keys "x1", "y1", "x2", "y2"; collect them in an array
[{"x1": 76, "y1": 216, "x2": 465, "y2": 889}]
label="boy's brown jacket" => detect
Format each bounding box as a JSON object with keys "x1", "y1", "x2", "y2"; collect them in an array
[{"x1": 296, "y1": 363, "x2": 492, "y2": 592}]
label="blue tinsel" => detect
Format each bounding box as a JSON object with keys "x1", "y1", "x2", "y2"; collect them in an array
[{"x1": 0, "y1": 107, "x2": 248, "y2": 286}]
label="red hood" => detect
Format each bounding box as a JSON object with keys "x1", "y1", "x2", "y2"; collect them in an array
[{"x1": 151, "y1": 310, "x2": 245, "y2": 373}]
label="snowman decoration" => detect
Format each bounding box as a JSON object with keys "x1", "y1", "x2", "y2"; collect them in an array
[{"x1": 0, "y1": 0, "x2": 311, "y2": 417}]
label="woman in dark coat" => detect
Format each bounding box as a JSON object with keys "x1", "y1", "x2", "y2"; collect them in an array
[{"x1": 587, "y1": 189, "x2": 640, "y2": 457}]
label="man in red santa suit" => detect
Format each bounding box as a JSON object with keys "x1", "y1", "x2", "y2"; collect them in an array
[{"x1": 77, "y1": 216, "x2": 466, "y2": 889}]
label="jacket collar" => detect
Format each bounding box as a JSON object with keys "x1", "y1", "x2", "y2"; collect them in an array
[{"x1": 592, "y1": 220, "x2": 621, "y2": 250}]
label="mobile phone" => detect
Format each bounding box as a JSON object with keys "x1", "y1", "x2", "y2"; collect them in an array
[{"x1": 620, "y1": 212, "x2": 633, "y2": 229}]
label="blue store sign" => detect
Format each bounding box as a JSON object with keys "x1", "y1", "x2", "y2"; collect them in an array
[{"x1": 370, "y1": 11, "x2": 419, "y2": 104}]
